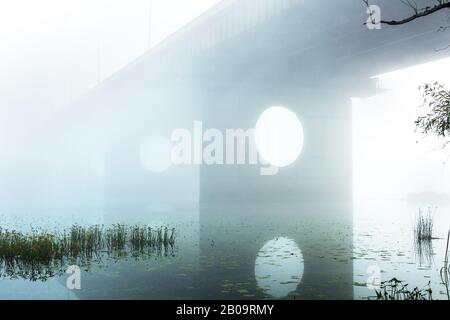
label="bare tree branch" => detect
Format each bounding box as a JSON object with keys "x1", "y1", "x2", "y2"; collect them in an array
[
  {"x1": 364, "y1": 1, "x2": 450, "y2": 152},
  {"x1": 364, "y1": 0, "x2": 450, "y2": 26}
]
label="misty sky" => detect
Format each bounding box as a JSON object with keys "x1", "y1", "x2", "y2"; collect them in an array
[
  {"x1": 1, "y1": 0, "x2": 450, "y2": 201},
  {"x1": 353, "y1": 58, "x2": 450, "y2": 200},
  {"x1": 0, "y1": 0, "x2": 221, "y2": 146}
]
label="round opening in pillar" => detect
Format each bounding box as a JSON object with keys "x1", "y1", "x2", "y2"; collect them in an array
[
  {"x1": 255, "y1": 106, "x2": 304, "y2": 168},
  {"x1": 140, "y1": 134, "x2": 173, "y2": 173}
]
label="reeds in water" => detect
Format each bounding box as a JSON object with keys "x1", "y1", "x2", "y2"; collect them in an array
[
  {"x1": 414, "y1": 208, "x2": 434, "y2": 242},
  {"x1": 440, "y1": 230, "x2": 450, "y2": 299},
  {"x1": 129, "y1": 226, "x2": 175, "y2": 251},
  {"x1": 413, "y1": 208, "x2": 435, "y2": 267},
  {"x1": 374, "y1": 278, "x2": 433, "y2": 300},
  {"x1": 0, "y1": 224, "x2": 176, "y2": 281}
]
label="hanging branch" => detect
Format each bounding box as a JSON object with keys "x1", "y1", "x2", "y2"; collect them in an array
[{"x1": 364, "y1": 0, "x2": 450, "y2": 26}]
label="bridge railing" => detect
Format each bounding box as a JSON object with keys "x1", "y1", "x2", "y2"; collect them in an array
[{"x1": 162, "y1": 0, "x2": 301, "y2": 63}]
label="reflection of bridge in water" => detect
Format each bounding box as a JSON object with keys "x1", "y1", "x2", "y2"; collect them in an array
[{"x1": 14, "y1": 0, "x2": 450, "y2": 299}]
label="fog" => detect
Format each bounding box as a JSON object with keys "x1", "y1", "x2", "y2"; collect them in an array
[
  {"x1": 1, "y1": 0, "x2": 450, "y2": 301},
  {"x1": 0, "y1": 0, "x2": 220, "y2": 148},
  {"x1": 0, "y1": 0, "x2": 221, "y2": 216},
  {"x1": 354, "y1": 58, "x2": 450, "y2": 200},
  {"x1": 1, "y1": 0, "x2": 450, "y2": 216}
]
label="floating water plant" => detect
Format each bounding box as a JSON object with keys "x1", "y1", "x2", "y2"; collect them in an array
[
  {"x1": 374, "y1": 278, "x2": 433, "y2": 300},
  {"x1": 0, "y1": 224, "x2": 176, "y2": 281}
]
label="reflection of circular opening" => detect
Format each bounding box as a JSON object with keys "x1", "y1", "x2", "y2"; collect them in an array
[
  {"x1": 255, "y1": 107, "x2": 304, "y2": 168},
  {"x1": 255, "y1": 237, "x2": 304, "y2": 298},
  {"x1": 140, "y1": 135, "x2": 172, "y2": 173}
]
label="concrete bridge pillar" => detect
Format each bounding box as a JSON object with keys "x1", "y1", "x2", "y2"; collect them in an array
[{"x1": 197, "y1": 79, "x2": 355, "y2": 299}]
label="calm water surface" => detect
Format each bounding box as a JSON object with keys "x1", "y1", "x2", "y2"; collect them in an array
[{"x1": 0, "y1": 199, "x2": 449, "y2": 300}]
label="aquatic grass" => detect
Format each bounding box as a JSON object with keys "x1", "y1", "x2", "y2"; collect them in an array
[
  {"x1": 443, "y1": 229, "x2": 450, "y2": 270},
  {"x1": 414, "y1": 208, "x2": 434, "y2": 242},
  {"x1": 105, "y1": 224, "x2": 128, "y2": 252},
  {"x1": 413, "y1": 208, "x2": 436, "y2": 266},
  {"x1": 0, "y1": 224, "x2": 176, "y2": 281},
  {"x1": 415, "y1": 237, "x2": 434, "y2": 267},
  {"x1": 128, "y1": 226, "x2": 175, "y2": 258},
  {"x1": 440, "y1": 230, "x2": 450, "y2": 299},
  {"x1": 373, "y1": 278, "x2": 433, "y2": 300}
]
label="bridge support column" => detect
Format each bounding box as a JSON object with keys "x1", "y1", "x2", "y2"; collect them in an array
[{"x1": 198, "y1": 83, "x2": 354, "y2": 299}]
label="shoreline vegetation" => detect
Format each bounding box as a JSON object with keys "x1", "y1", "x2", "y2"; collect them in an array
[{"x1": 0, "y1": 224, "x2": 176, "y2": 281}]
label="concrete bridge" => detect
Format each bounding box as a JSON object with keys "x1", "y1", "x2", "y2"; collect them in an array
[
  {"x1": 26, "y1": 0, "x2": 450, "y2": 211},
  {"x1": 12, "y1": 0, "x2": 450, "y2": 299}
]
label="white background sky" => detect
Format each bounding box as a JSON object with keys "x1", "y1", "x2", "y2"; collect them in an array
[
  {"x1": 353, "y1": 58, "x2": 450, "y2": 200},
  {"x1": 0, "y1": 0, "x2": 221, "y2": 144}
]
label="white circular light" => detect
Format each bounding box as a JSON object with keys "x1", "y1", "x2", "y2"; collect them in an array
[
  {"x1": 255, "y1": 237, "x2": 304, "y2": 298},
  {"x1": 255, "y1": 107, "x2": 304, "y2": 168},
  {"x1": 140, "y1": 134, "x2": 172, "y2": 173}
]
